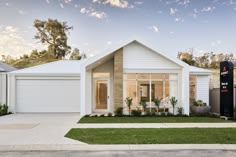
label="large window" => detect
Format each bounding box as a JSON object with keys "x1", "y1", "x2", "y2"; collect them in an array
[{"x1": 123, "y1": 73, "x2": 178, "y2": 108}]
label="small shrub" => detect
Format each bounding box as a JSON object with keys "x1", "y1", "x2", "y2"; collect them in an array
[
  {"x1": 145, "y1": 110, "x2": 156, "y2": 116},
  {"x1": 124, "y1": 97, "x2": 133, "y2": 116},
  {"x1": 193, "y1": 99, "x2": 207, "y2": 106},
  {"x1": 100, "y1": 114, "x2": 105, "y2": 117},
  {"x1": 108, "y1": 112, "x2": 113, "y2": 117},
  {"x1": 0, "y1": 104, "x2": 8, "y2": 116},
  {"x1": 167, "y1": 112, "x2": 174, "y2": 116},
  {"x1": 177, "y1": 107, "x2": 184, "y2": 115},
  {"x1": 84, "y1": 114, "x2": 90, "y2": 117},
  {"x1": 115, "y1": 107, "x2": 123, "y2": 116},
  {"x1": 160, "y1": 112, "x2": 166, "y2": 116},
  {"x1": 131, "y1": 110, "x2": 142, "y2": 116}
]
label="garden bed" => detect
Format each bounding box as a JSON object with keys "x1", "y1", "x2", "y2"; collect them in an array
[{"x1": 79, "y1": 116, "x2": 234, "y2": 123}]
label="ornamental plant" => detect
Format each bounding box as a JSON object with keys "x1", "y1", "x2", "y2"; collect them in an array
[
  {"x1": 140, "y1": 98, "x2": 147, "y2": 113},
  {"x1": 124, "y1": 97, "x2": 133, "y2": 116},
  {"x1": 153, "y1": 97, "x2": 162, "y2": 114},
  {"x1": 170, "y1": 97, "x2": 178, "y2": 115}
]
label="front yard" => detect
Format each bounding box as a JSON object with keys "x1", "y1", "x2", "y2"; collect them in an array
[
  {"x1": 65, "y1": 128, "x2": 236, "y2": 144},
  {"x1": 79, "y1": 116, "x2": 234, "y2": 123}
]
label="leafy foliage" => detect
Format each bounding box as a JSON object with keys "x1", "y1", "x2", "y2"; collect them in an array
[
  {"x1": 0, "y1": 104, "x2": 9, "y2": 116},
  {"x1": 34, "y1": 19, "x2": 73, "y2": 59},
  {"x1": 170, "y1": 97, "x2": 178, "y2": 115},
  {"x1": 178, "y1": 51, "x2": 236, "y2": 68}
]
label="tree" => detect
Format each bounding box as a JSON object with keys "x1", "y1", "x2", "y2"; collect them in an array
[
  {"x1": 70, "y1": 48, "x2": 87, "y2": 60},
  {"x1": 34, "y1": 19, "x2": 73, "y2": 59},
  {"x1": 177, "y1": 52, "x2": 195, "y2": 65}
]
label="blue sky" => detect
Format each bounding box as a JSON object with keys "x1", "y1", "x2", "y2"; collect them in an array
[{"x1": 0, "y1": 0, "x2": 236, "y2": 58}]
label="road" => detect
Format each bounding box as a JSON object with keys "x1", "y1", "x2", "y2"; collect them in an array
[{"x1": 0, "y1": 150, "x2": 236, "y2": 157}]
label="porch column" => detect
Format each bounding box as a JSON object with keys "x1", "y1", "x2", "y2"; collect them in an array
[{"x1": 114, "y1": 48, "x2": 123, "y2": 110}]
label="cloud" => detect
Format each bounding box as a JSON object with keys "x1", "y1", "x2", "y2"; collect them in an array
[
  {"x1": 60, "y1": 3, "x2": 64, "y2": 8},
  {"x1": 46, "y1": 0, "x2": 50, "y2": 4},
  {"x1": 134, "y1": 1, "x2": 143, "y2": 5},
  {"x1": 107, "y1": 41, "x2": 112, "y2": 45},
  {"x1": 177, "y1": 0, "x2": 190, "y2": 6},
  {"x1": 93, "y1": 0, "x2": 132, "y2": 8},
  {"x1": 175, "y1": 17, "x2": 184, "y2": 22},
  {"x1": 149, "y1": 25, "x2": 159, "y2": 33},
  {"x1": 80, "y1": 7, "x2": 106, "y2": 19},
  {"x1": 170, "y1": 8, "x2": 177, "y2": 15},
  {"x1": 64, "y1": 0, "x2": 73, "y2": 3},
  {"x1": 18, "y1": 10, "x2": 26, "y2": 15},
  {"x1": 211, "y1": 40, "x2": 222, "y2": 47},
  {"x1": 201, "y1": 6, "x2": 215, "y2": 12},
  {"x1": 0, "y1": 26, "x2": 44, "y2": 57}
]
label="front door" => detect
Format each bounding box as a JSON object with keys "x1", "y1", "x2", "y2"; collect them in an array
[{"x1": 93, "y1": 79, "x2": 109, "y2": 112}]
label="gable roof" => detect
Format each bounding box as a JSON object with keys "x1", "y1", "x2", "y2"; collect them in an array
[
  {"x1": 189, "y1": 66, "x2": 212, "y2": 75},
  {"x1": 0, "y1": 62, "x2": 17, "y2": 72},
  {"x1": 83, "y1": 39, "x2": 189, "y2": 69},
  {"x1": 10, "y1": 60, "x2": 84, "y2": 74}
]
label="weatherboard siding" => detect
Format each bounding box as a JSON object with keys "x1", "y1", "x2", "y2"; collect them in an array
[
  {"x1": 123, "y1": 42, "x2": 181, "y2": 70},
  {"x1": 196, "y1": 75, "x2": 209, "y2": 105}
]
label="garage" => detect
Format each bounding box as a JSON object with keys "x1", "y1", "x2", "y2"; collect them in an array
[
  {"x1": 8, "y1": 60, "x2": 82, "y2": 113},
  {"x1": 15, "y1": 78, "x2": 80, "y2": 113}
]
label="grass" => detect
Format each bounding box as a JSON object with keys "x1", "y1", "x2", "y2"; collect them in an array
[
  {"x1": 79, "y1": 116, "x2": 234, "y2": 123},
  {"x1": 65, "y1": 128, "x2": 236, "y2": 144}
]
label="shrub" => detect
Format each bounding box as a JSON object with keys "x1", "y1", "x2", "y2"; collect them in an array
[
  {"x1": 131, "y1": 110, "x2": 142, "y2": 116},
  {"x1": 177, "y1": 107, "x2": 184, "y2": 115},
  {"x1": 108, "y1": 112, "x2": 113, "y2": 117},
  {"x1": 170, "y1": 97, "x2": 178, "y2": 115},
  {"x1": 193, "y1": 99, "x2": 207, "y2": 106},
  {"x1": 115, "y1": 107, "x2": 123, "y2": 116},
  {"x1": 0, "y1": 104, "x2": 8, "y2": 116},
  {"x1": 153, "y1": 97, "x2": 162, "y2": 113},
  {"x1": 160, "y1": 112, "x2": 166, "y2": 116},
  {"x1": 124, "y1": 97, "x2": 133, "y2": 116},
  {"x1": 145, "y1": 110, "x2": 156, "y2": 116},
  {"x1": 84, "y1": 114, "x2": 90, "y2": 117}
]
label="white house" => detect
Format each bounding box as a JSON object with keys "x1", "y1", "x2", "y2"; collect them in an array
[
  {"x1": 0, "y1": 62, "x2": 17, "y2": 105},
  {"x1": 8, "y1": 40, "x2": 211, "y2": 115}
]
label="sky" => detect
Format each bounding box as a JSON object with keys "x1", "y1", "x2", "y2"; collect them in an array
[{"x1": 0, "y1": 0, "x2": 236, "y2": 58}]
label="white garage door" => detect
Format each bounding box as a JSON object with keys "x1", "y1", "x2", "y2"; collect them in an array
[{"x1": 16, "y1": 78, "x2": 80, "y2": 113}]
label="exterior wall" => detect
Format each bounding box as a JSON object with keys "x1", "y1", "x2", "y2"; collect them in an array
[
  {"x1": 0, "y1": 73, "x2": 7, "y2": 105},
  {"x1": 181, "y1": 67, "x2": 190, "y2": 115},
  {"x1": 114, "y1": 48, "x2": 123, "y2": 110},
  {"x1": 92, "y1": 59, "x2": 114, "y2": 112},
  {"x1": 123, "y1": 42, "x2": 181, "y2": 70},
  {"x1": 196, "y1": 75, "x2": 210, "y2": 105}
]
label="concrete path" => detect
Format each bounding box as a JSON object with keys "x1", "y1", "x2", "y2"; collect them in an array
[
  {"x1": 76, "y1": 123, "x2": 236, "y2": 128},
  {"x1": 0, "y1": 144, "x2": 236, "y2": 151},
  {"x1": 0, "y1": 114, "x2": 85, "y2": 145},
  {"x1": 1, "y1": 150, "x2": 236, "y2": 157}
]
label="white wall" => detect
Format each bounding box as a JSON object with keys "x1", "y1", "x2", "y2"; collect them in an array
[
  {"x1": 123, "y1": 42, "x2": 181, "y2": 70},
  {"x1": 196, "y1": 75, "x2": 210, "y2": 105},
  {"x1": 0, "y1": 73, "x2": 7, "y2": 105}
]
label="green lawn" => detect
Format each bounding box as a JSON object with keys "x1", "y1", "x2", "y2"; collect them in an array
[
  {"x1": 79, "y1": 116, "x2": 234, "y2": 123},
  {"x1": 65, "y1": 128, "x2": 236, "y2": 144}
]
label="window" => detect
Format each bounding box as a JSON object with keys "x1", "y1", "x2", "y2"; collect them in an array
[{"x1": 123, "y1": 73, "x2": 178, "y2": 108}]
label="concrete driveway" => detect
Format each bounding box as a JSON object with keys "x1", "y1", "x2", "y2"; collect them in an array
[{"x1": 0, "y1": 113, "x2": 85, "y2": 145}]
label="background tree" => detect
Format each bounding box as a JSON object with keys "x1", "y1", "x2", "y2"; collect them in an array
[
  {"x1": 177, "y1": 52, "x2": 195, "y2": 65},
  {"x1": 34, "y1": 19, "x2": 73, "y2": 59},
  {"x1": 70, "y1": 48, "x2": 87, "y2": 60}
]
